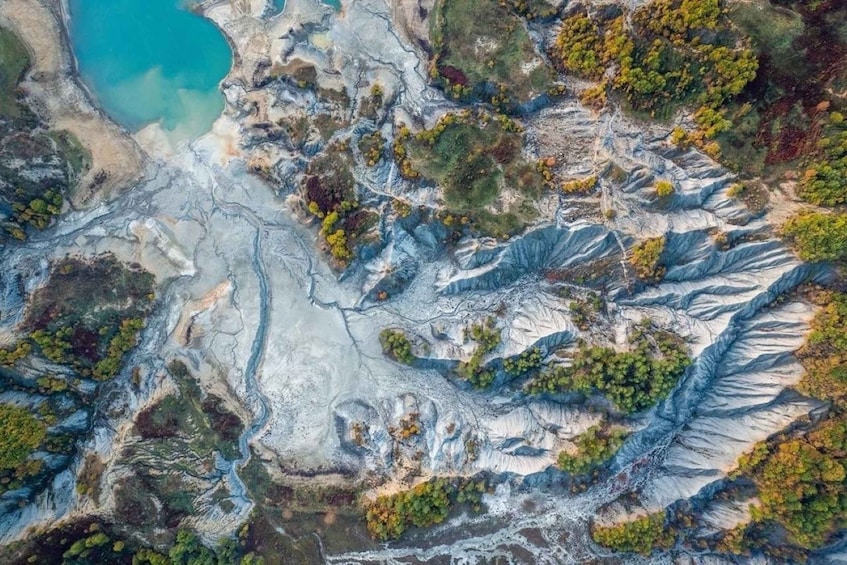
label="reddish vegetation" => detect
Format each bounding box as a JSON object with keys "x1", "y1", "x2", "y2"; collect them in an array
[
  {"x1": 201, "y1": 396, "x2": 243, "y2": 442},
  {"x1": 135, "y1": 402, "x2": 179, "y2": 439},
  {"x1": 437, "y1": 64, "x2": 469, "y2": 86},
  {"x1": 305, "y1": 175, "x2": 346, "y2": 213},
  {"x1": 745, "y1": 0, "x2": 847, "y2": 167},
  {"x1": 70, "y1": 326, "x2": 101, "y2": 363}
]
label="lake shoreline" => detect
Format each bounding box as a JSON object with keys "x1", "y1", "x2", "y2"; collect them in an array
[{"x1": 0, "y1": 0, "x2": 146, "y2": 207}]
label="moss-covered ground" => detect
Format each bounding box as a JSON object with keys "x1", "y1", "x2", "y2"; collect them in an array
[
  {"x1": 429, "y1": 0, "x2": 557, "y2": 108},
  {"x1": 395, "y1": 111, "x2": 549, "y2": 237}
]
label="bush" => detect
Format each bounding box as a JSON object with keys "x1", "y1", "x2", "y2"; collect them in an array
[
  {"x1": 562, "y1": 175, "x2": 598, "y2": 194},
  {"x1": 655, "y1": 180, "x2": 675, "y2": 197},
  {"x1": 457, "y1": 317, "x2": 501, "y2": 388},
  {"x1": 591, "y1": 512, "x2": 675, "y2": 555},
  {"x1": 629, "y1": 237, "x2": 666, "y2": 282},
  {"x1": 358, "y1": 131, "x2": 385, "y2": 166},
  {"x1": 782, "y1": 212, "x2": 847, "y2": 263},
  {"x1": 379, "y1": 329, "x2": 415, "y2": 364}
]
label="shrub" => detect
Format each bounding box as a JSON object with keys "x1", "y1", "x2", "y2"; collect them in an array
[
  {"x1": 379, "y1": 329, "x2": 415, "y2": 364},
  {"x1": 629, "y1": 237, "x2": 666, "y2": 282},
  {"x1": 562, "y1": 175, "x2": 598, "y2": 194},
  {"x1": 655, "y1": 180, "x2": 675, "y2": 197},
  {"x1": 358, "y1": 131, "x2": 385, "y2": 167},
  {"x1": 457, "y1": 317, "x2": 501, "y2": 388}
]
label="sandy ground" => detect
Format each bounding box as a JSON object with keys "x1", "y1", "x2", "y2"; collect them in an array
[{"x1": 0, "y1": 0, "x2": 146, "y2": 207}]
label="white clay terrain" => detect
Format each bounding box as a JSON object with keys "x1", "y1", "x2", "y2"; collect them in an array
[{"x1": 0, "y1": 0, "x2": 837, "y2": 562}]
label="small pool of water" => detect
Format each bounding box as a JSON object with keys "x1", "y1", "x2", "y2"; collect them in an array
[{"x1": 68, "y1": 0, "x2": 232, "y2": 141}]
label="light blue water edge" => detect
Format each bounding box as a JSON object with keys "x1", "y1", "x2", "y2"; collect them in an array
[
  {"x1": 272, "y1": 0, "x2": 341, "y2": 15},
  {"x1": 68, "y1": 0, "x2": 233, "y2": 141}
]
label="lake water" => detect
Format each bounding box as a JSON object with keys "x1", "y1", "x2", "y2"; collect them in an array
[
  {"x1": 272, "y1": 0, "x2": 340, "y2": 15},
  {"x1": 68, "y1": 0, "x2": 232, "y2": 141}
]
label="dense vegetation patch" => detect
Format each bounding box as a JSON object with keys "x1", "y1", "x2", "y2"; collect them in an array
[
  {"x1": 558, "y1": 424, "x2": 628, "y2": 475},
  {"x1": 457, "y1": 317, "x2": 502, "y2": 388},
  {"x1": 302, "y1": 142, "x2": 378, "y2": 266},
  {"x1": 528, "y1": 321, "x2": 690, "y2": 413},
  {"x1": 782, "y1": 211, "x2": 847, "y2": 263},
  {"x1": 591, "y1": 512, "x2": 676, "y2": 556},
  {"x1": 0, "y1": 27, "x2": 90, "y2": 242},
  {"x1": 15, "y1": 255, "x2": 156, "y2": 380},
  {"x1": 503, "y1": 347, "x2": 542, "y2": 377},
  {"x1": 746, "y1": 420, "x2": 847, "y2": 550},
  {"x1": 795, "y1": 291, "x2": 847, "y2": 404},
  {"x1": 394, "y1": 111, "x2": 549, "y2": 237},
  {"x1": 552, "y1": 0, "x2": 757, "y2": 151},
  {"x1": 364, "y1": 477, "x2": 486, "y2": 540},
  {"x1": 379, "y1": 329, "x2": 415, "y2": 365},
  {"x1": 797, "y1": 111, "x2": 847, "y2": 206},
  {"x1": 2, "y1": 520, "x2": 263, "y2": 565},
  {"x1": 0, "y1": 403, "x2": 46, "y2": 471},
  {"x1": 428, "y1": 0, "x2": 558, "y2": 108}
]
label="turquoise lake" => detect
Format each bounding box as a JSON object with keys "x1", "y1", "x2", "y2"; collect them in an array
[
  {"x1": 272, "y1": 0, "x2": 341, "y2": 15},
  {"x1": 68, "y1": 0, "x2": 232, "y2": 141}
]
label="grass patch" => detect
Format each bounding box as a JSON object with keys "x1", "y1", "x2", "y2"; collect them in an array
[
  {"x1": 396, "y1": 112, "x2": 548, "y2": 237},
  {"x1": 729, "y1": 1, "x2": 805, "y2": 75},
  {"x1": 0, "y1": 26, "x2": 29, "y2": 118},
  {"x1": 48, "y1": 130, "x2": 92, "y2": 180},
  {"x1": 429, "y1": 0, "x2": 556, "y2": 107},
  {"x1": 134, "y1": 361, "x2": 244, "y2": 460}
]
